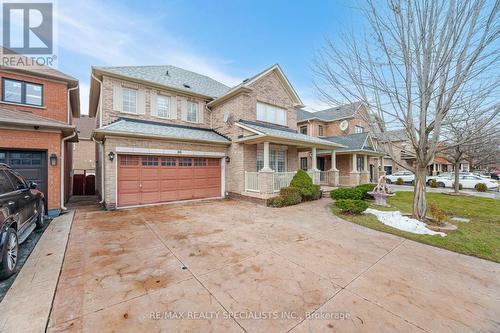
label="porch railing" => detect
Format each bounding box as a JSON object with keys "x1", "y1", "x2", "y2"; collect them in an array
[
  {"x1": 319, "y1": 170, "x2": 332, "y2": 185},
  {"x1": 273, "y1": 171, "x2": 297, "y2": 192},
  {"x1": 244, "y1": 172, "x2": 260, "y2": 192}
]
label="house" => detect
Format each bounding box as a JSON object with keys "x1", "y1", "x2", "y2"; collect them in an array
[
  {"x1": 372, "y1": 129, "x2": 415, "y2": 175},
  {"x1": 73, "y1": 115, "x2": 96, "y2": 173},
  {"x1": 297, "y1": 103, "x2": 384, "y2": 186},
  {"x1": 0, "y1": 57, "x2": 80, "y2": 216},
  {"x1": 89, "y1": 64, "x2": 343, "y2": 209}
]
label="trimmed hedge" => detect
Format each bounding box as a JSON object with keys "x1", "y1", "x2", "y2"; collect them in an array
[
  {"x1": 290, "y1": 170, "x2": 317, "y2": 201},
  {"x1": 355, "y1": 183, "x2": 377, "y2": 199},
  {"x1": 330, "y1": 188, "x2": 363, "y2": 200},
  {"x1": 267, "y1": 187, "x2": 302, "y2": 208},
  {"x1": 395, "y1": 178, "x2": 405, "y2": 185},
  {"x1": 335, "y1": 199, "x2": 368, "y2": 214},
  {"x1": 475, "y1": 183, "x2": 487, "y2": 192}
]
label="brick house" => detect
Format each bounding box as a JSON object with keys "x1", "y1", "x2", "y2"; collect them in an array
[
  {"x1": 89, "y1": 64, "x2": 343, "y2": 209},
  {"x1": 0, "y1": 64, "x2": 80, "y2": 216},
  {"x1": 73, "y1": 115, "x2": 96, "y2": 173}
]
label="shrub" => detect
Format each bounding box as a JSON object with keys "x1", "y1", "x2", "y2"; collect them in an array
[
  {"x1": 290, "y1": 170, "x2": 316, "y2": 201},
  {"x1": 475, "y1": 183, "x2": 487, "y2": 192},
  {"x1": 279, "y1": 187, "x2": 302, "y2": 206},
  {"x1": 311, "y1": 185, "x2": 322, "y2": 200},
  {"x1": 335, "y1": 199, "x2": 368, "y2": 214},
  {"x1": 330, "y1": 188, "x2": 363, "y2": 200},
  {"x1": 267, "y1": 196, "x2": 285, "y2": 208},
  {"x1": 429, "y1": 179, "x2": 438, "y2": 188},
  {"x1": 428, "y1": 202, "x2": 448, "y2": 225},
  {"x1": 395, "y1": 177, "x2": 405, "y2": 185},
  {"x1": 355, "y1": 183, "x2": 377, "y2": 199}
]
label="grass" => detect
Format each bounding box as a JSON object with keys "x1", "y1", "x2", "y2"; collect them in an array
[{"x1": 331, "y1": 192, "x2": 500, "y2": 262}]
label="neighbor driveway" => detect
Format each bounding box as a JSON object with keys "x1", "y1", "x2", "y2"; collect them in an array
[{"x1": 48, "y1": 199, "x2": 500, "y2": 332}]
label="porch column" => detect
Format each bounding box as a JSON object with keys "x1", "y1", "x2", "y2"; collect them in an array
[
  {"x1": 363, "y1": 155, "x2": 368, "y2": 172},
  {"x1": 262, "y1": 141, "x2": 272, "y2": 172},
  {"x1": 311, "y1": 147, "x2": 318, "y2": 171},
  {"x1": 349, "y1": 153, "x2": 360, "y2": 186},
  {"x1": 351, "y1": 154, "x2": 357, "y2": 172},
  {"x1": 329, "y1": 150, "x2": 339, "y2": 186},
  {"x1": 360, "y1": 154, "x2": 370, "y2": 184},
  {"x1": 330, "y1": 150, "x2": 338, "y2": 171}
]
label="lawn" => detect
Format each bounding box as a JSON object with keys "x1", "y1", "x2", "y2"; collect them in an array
[{"x1": 331, "y1": 192, "x2": 500, "y2": 262}]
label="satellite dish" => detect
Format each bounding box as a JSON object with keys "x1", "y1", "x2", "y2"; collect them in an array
[
  {"x1": 223, "y1": 112, "x2": 230, "y2": 123},
  {"x1": 340, "y1": 120, "x2": 349, "y2": 131}
]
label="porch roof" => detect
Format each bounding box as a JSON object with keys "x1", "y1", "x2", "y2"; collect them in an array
[
  {"x1": 234, "y1": 120, "x2": 346, "y2": 149},
  {"x1": 319, "y1": 132, "x2": 384, "y2": 156}
]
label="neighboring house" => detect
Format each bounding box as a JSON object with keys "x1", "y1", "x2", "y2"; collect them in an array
[
  {"x1": 73, "y1": 115, "x2": 96, "y2": 173},
  {"x1": 89, "y1": 64, "x2": 342, "y2": 209},
  {"x1": 372, "y1": 129, "x2": 416, "y2": 175},
  {"x1": 297, "y1": 103, "x2": 384, "y2": 186},
  {"x1": 0, "y1": 56, "x2": 80, "y2": 216}
]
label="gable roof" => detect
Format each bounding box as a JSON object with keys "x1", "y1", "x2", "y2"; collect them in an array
[
  {"x1": 321, "y1": 132, "x2": 382, "y2": 155},
  {"x1": 297, "y1": 102, "x2": 363, "y2": 122},
  {"x1": 93, "y1": 118, "x2": 230, "y2": 144},
  {"x1": 73, "y1": 115, "x2": 96, "y2": 139},
  {"x1": 207, "y1": 64, "x2": 304, "y2": 108}
]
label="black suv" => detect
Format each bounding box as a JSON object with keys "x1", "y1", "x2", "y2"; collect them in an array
[{"x1": 0, "y1": 163, "x2": 45, "y2": 279}]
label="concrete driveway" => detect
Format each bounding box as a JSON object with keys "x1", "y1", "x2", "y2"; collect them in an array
[{"x1": 48, "y1": 199, "x2": 500, "y2": 332}]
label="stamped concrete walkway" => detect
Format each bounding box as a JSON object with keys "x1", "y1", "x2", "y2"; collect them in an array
[{"x1": 48, "y1": 199, "x2": 500, "y2": 332}]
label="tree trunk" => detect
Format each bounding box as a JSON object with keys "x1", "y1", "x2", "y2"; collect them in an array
[
  {"x1": 412, "y1": 165, "x2": 427, "y2": 220},
  {"x1": 454, "y1": 162, "x2": 460, "y2": 194}
]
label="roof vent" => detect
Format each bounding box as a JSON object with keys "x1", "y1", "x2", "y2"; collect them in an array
[
  {"x1": 165, "y1": 70, "x2": 170, "y2": 76},
  {"x1": 183, "y1": 83, "x2": 191, "y2": 88},
  {"x1": 242, "y1": 78, "x2": 249, "y2": 83}
]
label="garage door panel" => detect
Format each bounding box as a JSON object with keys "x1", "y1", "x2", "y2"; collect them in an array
[{"x1": 118, "y1": 154, "x2": 221, "y2": 207}]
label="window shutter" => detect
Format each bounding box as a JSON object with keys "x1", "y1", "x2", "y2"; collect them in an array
[
  {"x1": 150, "y1": 91, "x2": 157, "y2": 116},
  {"x1": 198, "y1": 102, "x2": 204, "y2": 124},
  {"x1": 181, "y1": 98, "x2": 188, "y2": 121},
  {"x1": 170, "y1": 96, "x2": 178, "y2": 119},
  {"x1": 137, "y1": 89, "x2": 145, "y2": 115},
  {"x1": 112, "y1": 83, "x2": 122, "y2": 111}
]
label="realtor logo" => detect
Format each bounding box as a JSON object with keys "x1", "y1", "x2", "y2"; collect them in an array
[
  {"x1": 2, "y1": 2, "x2": 52, "y2": 53},
  {"x1": 1, "y1": 1, "x2": 57, "y2": 68}
]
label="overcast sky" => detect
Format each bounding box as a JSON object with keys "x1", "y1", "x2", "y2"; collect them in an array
[{"x1": 54, "y1": 0, "x2": 364, "y2": 115}]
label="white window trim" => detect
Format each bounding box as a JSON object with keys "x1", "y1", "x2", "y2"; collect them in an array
[
  {"x1": 121, "y1": 87, "x2": 138, "y2": 114},
  {"x1": 256, "y1": 101, "x2": 287, "y2": 126},
  {"x1": 256, "y1": 145, "x2": 288, "y2": 172},
  {"x1": 155, "y1": 95, "x2": 172, "y2": 119},
  {"x1": 186, "y1": 100, "x2": 199, "y2": 123}
]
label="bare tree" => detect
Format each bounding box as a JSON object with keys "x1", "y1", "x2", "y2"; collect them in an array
[
  {"x1": 313, "y1": 0, "x2": 500, "y2": 219},
  {"x1": 465, "y1": 133, "x2": 500, "y2": 170}
]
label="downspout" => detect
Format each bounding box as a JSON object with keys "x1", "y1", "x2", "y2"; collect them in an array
[
  {"x1": 91, "y1": 72, "x2": 104, "y2": 128},
  {"x1": 60, "y1": 85, "x2": 79, "y2": 211},
  {"x1": 91, "y1": 72, "x2": 105, "y2": 204}
]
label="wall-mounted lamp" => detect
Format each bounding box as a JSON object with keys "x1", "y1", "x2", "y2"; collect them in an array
[
  {"x1": 50, "y1": 153, "x2": 57, "y2": 166},
  {"x1": 225, "y1": 156, "x2": 230, "y2": 163},
  {"x1": 108, "y1": 151, "x2": 115, "y2": 162}
]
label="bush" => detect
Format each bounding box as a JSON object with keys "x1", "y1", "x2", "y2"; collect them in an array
[
  {"x1": 330, "y1": 188, "x2": 364, "y2": 200},
  {"x1": 267, "y1": 196, "x2": 285, "y2": 208},
  {"x1": 429, "y1": 179, "x2": 438, "y2": 188},
  {"x1": 475, "y1": 183, "x2": 488, "y2": 192},
  {"x1": 311, "y1": 185, "x2": 322, "y2": 200},
  {"x1": 395, "y1": 177, "x2": 405, "y2": 185},
  {"x1": 290, "y1": 170, "x2": 316, "y2": 201},
  {"x1": 428, "y1": 202, "x2": 448, "y2": 224},
  {"x1": 355, "y1": 183, "x2": 377, "y2": 199},
  {"x1": 279, "y1": 187, "x2": 302, "y2": 206},
  {"x1": 335, "y1": 199, "x2": 368, "y2": 214}
]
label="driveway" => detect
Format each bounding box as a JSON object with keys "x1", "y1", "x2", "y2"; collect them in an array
[{"x1": 48, "y1": 199, "x2": 500, "y2": 332}]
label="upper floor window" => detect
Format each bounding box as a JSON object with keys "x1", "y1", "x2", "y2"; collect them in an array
[
  {"x1": 187, "y1": 101, "x2": 198, "y2": 122},
  {"x1": 318, "y1": 125, "x2": 324, "y2": 136},
  {"x1": 157, "y1": 95, "x2": 171, "y2": 118},
  {"x1": 2, "y1": 78, "x2": 43, "y2": 106},
  {"x1": 256, "y1": 102, "x2": 286, "y2": 126},
  {"x1": 355, "y1": 125, "x2": 364, "y2": 134},
  {"x1": 122, "y1": 87, "x2": 137, "y2": 113},
  {"x1": 299, "y1": 125, "x2": 308, "y2": 135}
]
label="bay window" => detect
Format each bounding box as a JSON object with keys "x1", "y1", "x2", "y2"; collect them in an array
[{"x1": 256, "y1": 102, "x2": 287, "y2": 126}]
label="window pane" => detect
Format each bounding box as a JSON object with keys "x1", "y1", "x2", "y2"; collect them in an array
[
  {"x1": 161, "y1": 157, "x2": 176, "y2": 166},
  {"x1": 194, "y1": 158, "x2": 206, "y2": 166},
  {"x1": 4, "y1": 170, "x2": 26, "y2": 190},
  {"x1": 256, "y1": 102, "x2": 286, "y2": 126},
  {"x1": 0, "y1": 171, "x2": 15, "y2": 193},
  {"x1": 4, "y1": 79, "x2": 22, "y2": 103},
  {"x1": 187, "y1": 101, "x2": 198, "y2": 122},
  {"x1": 179, "y1": 158, "x2": 192, "y2": 167},
  {"x1": 142, "y1": 156, "x2": 158, "y2": 166},
  {"x1": 122, "y1": 88, "x2": 137, "y2": 113},
  {"x1": 26, "y1": 83, "x2": 42, "y2": 105},
  {"x1": 157, "y1": 95, "x2": 170, "y2": 118}
]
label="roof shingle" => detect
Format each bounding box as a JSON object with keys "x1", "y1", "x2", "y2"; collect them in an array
[{"x1": 297, "y1": 102, "x2": 362, "y2": 122}]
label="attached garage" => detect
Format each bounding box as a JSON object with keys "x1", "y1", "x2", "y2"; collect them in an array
[{"x1": 117, "y1": 154, "x2": 222, "y2": 207}]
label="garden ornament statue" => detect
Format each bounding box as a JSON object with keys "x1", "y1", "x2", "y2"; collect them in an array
[{"x1": 368, "y1": 175, "x2": 393, "y2": 206}]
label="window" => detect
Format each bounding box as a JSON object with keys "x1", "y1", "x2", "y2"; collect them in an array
[
  {"x1": 256, "y1": 148, "x2": 286, "y2": 172},
  {"x1": 4, "y1": 170, "x2": 26, "y2": 190},
  {"x1": 299, "y1": 126, "x2": 308, "y2": 135},
  {"x1": 194, "y1": 158, "x2": 206, "y2": 166},
  {"x1": 179, "y1": 158, "x2": 192, "y2": 167},
  {"x1": 120, "y1": 155, "x2": 139, "y2": 166},
  {"x1": 356, "y1": 156, "x2": 364, "y2": 172},
  {"x1": 355, "y1": 125, "x2": 364, "y2": 134},
  {"x1": 300, "y1": 157, "x2": 308, "y2": 171},
  {"x1": 2, "y1": 78, "x2": 43, "y2": 106},
  {"x1": 187, "y1": 101, "x2": 198, "y2": 122},
  {"x1": 256, "y1": 102, "x2": 286, "y2": 126},
  {"x1": 157, "y1": 95, "x2": 171, "y2": 118},
  {"x1": 142, "y1": 156, "x2": 158, "y2": 166},
  {"x1": 161, "y1": 157, "x2": 176, "y2": 167},
  {"x1": 318, "y1": 125, "x2": 324, "y2": 136},
  {"x1": 0, "y1": 171, "x2": 14, "y2": 193},
  {"x1": 122, "y1": 88, "x2": 137, "y2": 113}
]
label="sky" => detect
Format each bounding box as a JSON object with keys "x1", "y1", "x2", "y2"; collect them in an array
[{"x1": 54, "y1": 0, "x2": 365, "y2": 115}]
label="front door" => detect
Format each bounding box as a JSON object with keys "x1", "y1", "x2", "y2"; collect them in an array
[{"x1": 318, "y1": 157, "x2": 325, "y2": 171}]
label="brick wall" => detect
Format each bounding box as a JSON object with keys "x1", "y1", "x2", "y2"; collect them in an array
[
  {"x1": 73, "y1": 139, "x2": 96, "y2": 170},
  {"x1": 0, "y1": 128, "x2": 61, "y2": 209},
  {"x1": 0, "y1": 70, "x2": 69, "y2": 123}
]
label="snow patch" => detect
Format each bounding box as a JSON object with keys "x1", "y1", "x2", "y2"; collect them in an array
[{"x1": 364, "y1": 209, "x2": 446, "y2": 237}]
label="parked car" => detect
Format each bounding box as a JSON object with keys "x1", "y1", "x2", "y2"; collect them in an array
[
  {"x1": 385, "y1": 171, "x2": 415, "y2": 184},
  {"x1": 0, "y1": 163, "x2": 45, "y2": 279},
  {"x1": 432, "y1": 174, "x2": 498, "y2": 190},
  {"x1": 426, "y1": 172, "x2": 470, "y2": 185},
  {"x1": 490, "y1": 171, "x2": 500, "y2": 180}
]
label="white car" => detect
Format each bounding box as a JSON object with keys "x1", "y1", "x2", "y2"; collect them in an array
[
  {"x1": 385, "y1": 171, "x2": 415, "y2": 184},
  {"x1": 426, "y1": 172, "x2": 469, "y2": 185},
  {"x1": 433, "y1": 174, "x2": 498, "y2": 190}
]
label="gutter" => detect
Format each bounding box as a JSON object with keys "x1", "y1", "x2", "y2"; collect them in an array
[
  {"x1": 91, "y1": 72, "x2": 103, "y2": 128},
  {"x1": 67, "y1": 85, "x2": 79, "y2": 123}
]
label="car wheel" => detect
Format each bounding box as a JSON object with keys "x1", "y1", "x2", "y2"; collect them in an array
[
  {"x1": 35, "y1": 200, "x2": 45, "y2": 229},
  {"x1": 386, "y1": 179, "x2": 392, "y2": 184},
  {"x1": 0, "y1": 228, "x2": 18, "y2": 279},
  {"x1": 437, "y1": 182, "x2": 445, "y2": 188}
]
